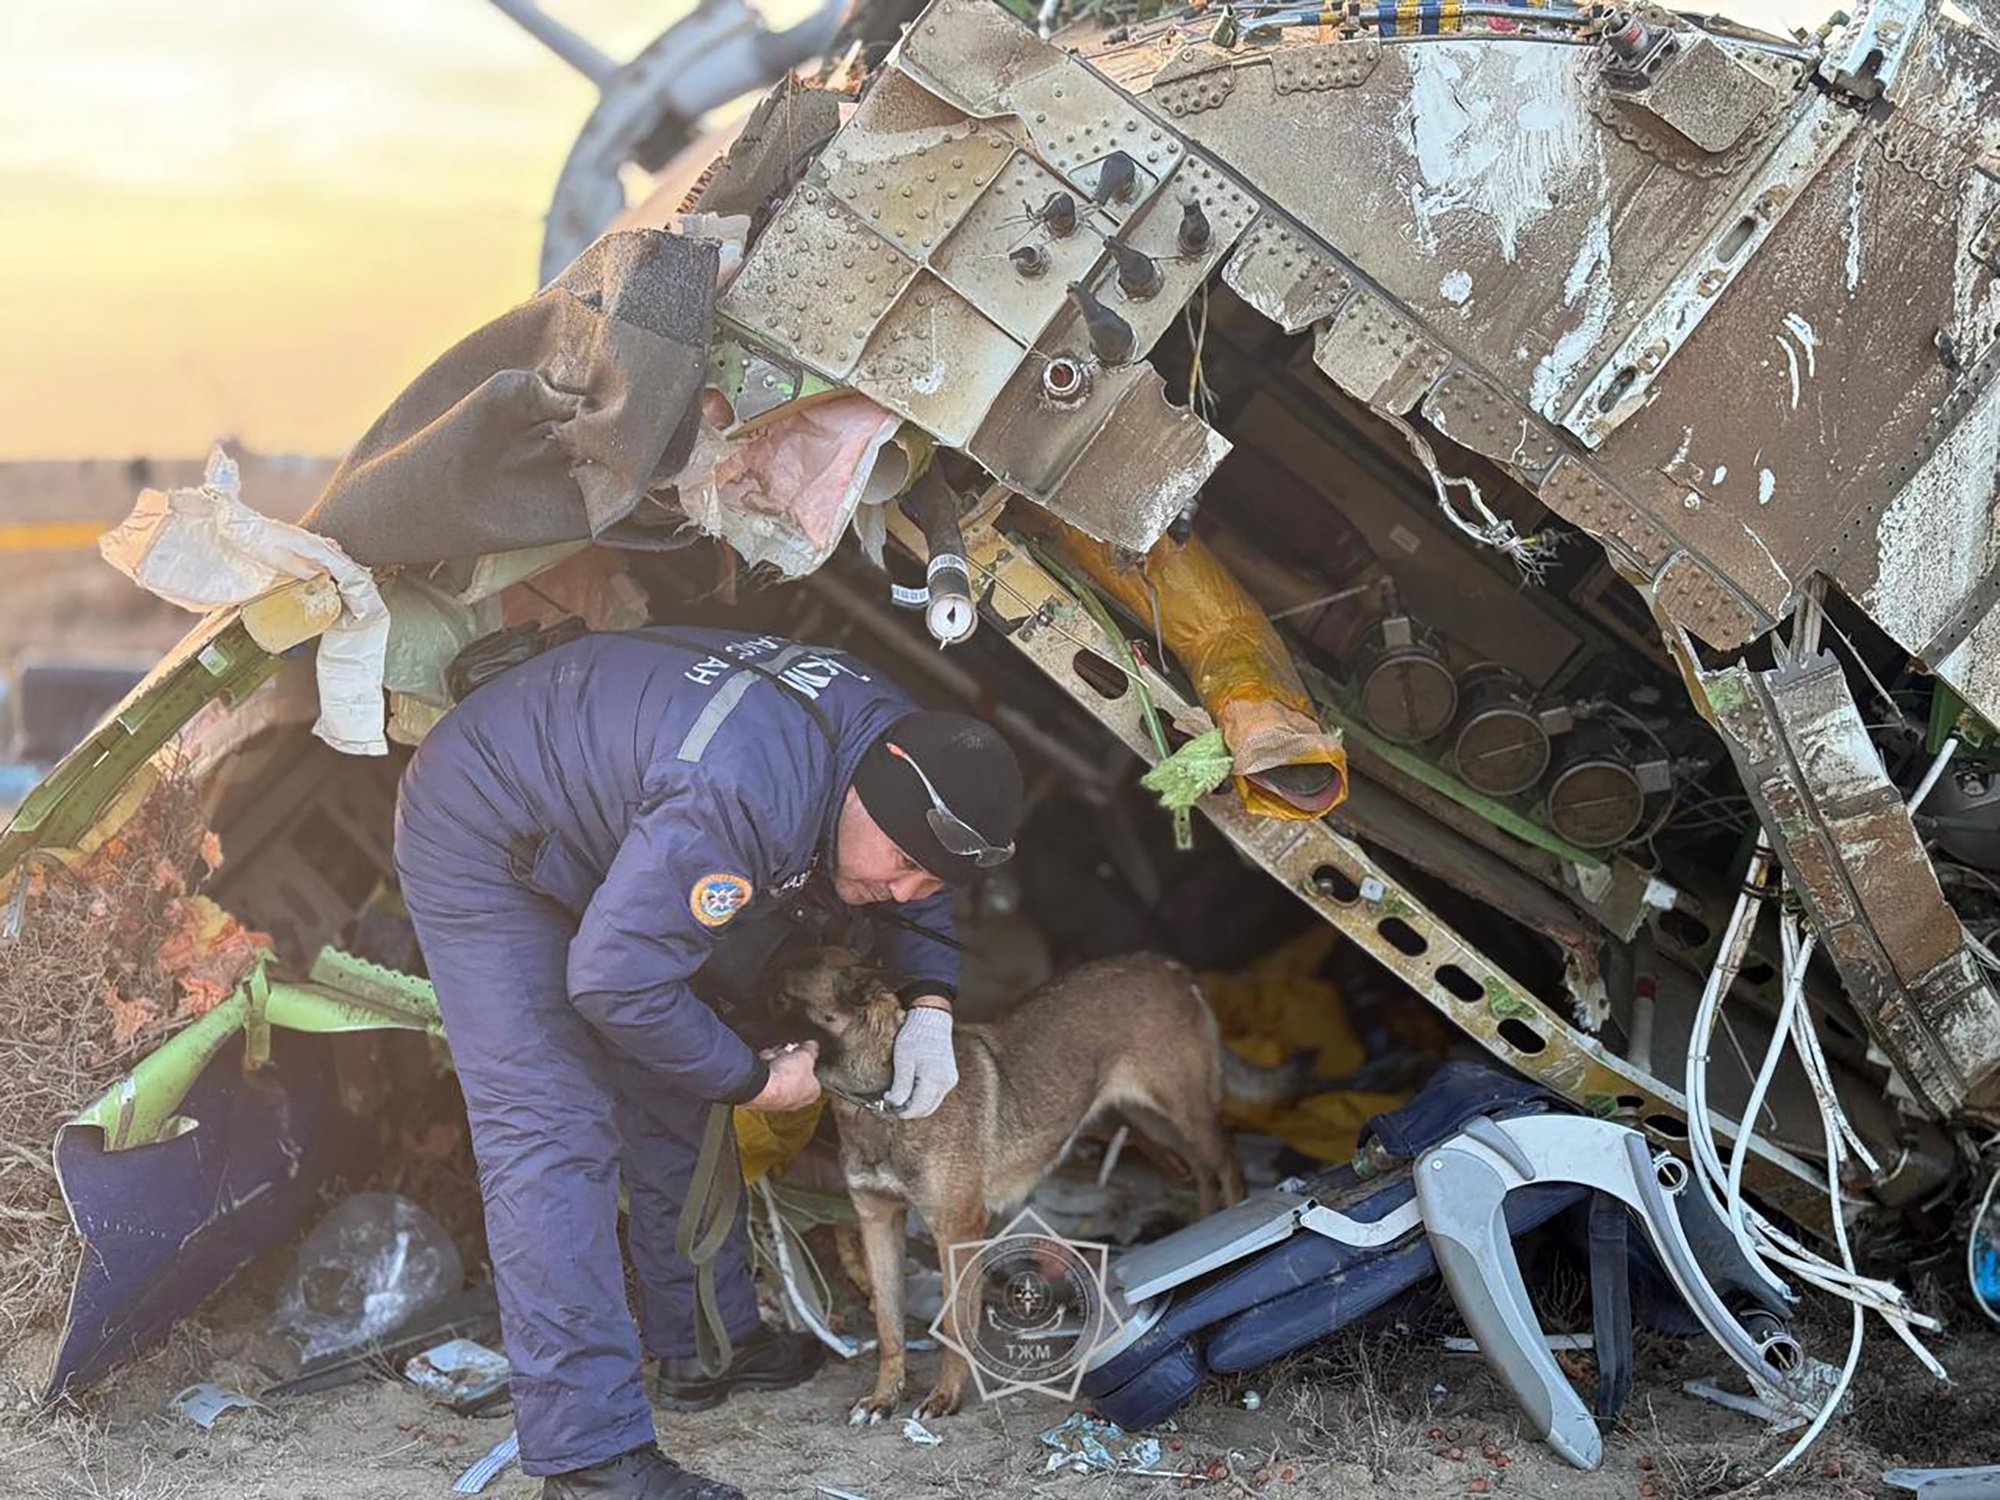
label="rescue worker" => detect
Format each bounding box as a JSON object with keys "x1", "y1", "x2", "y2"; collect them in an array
[{"x1": 393, "y1": 625, "x2": 1025, "y2": 1500}]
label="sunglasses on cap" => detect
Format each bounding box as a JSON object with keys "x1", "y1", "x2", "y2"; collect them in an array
[{"x1": 887, "y1": 741, "x2": 1015, "y2": 869}]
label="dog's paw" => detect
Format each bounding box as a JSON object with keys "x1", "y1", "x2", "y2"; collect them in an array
[
  {"x1": 847, "y1": 1390, "x2": 900, "y2": 1426},
  {"x1": 911, "y1": 1385, "x2": 964, "y2": 1422}
]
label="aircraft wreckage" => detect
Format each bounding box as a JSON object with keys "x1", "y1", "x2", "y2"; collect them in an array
[{"x1": 5, "y1": 0, "x2": 1999, "y2": 1449}]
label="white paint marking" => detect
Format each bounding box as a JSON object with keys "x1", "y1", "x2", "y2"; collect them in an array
[
  {"x1": 1399, "y1": 44, "x2": 1597, "y2": 264},
  {"x1": 1844, "y1": 149, "x2": 1866, "y2": 292},
  {"x1": 1530, "y1": 195, "x2": 1614, "y2": 418},
  {"x1": 1782, "y1": 313, "x2": 1819, "y2": 377},
  {"x1": 1777, "y1": 334, "x2": 1802, "y2": 410},
  {"x1": 1740, "y1": 523, "x2": 1790, "y2": 587}
]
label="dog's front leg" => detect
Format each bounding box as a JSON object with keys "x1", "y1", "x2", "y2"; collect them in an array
[
  {"x1": 914, "y1": 1200, "x2": 988, "y2": 1422},
  {"x1": 847, "y1": 1190, "x2": 908, "y2": 1425}
]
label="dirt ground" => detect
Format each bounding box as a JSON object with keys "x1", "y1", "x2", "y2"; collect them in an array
[{"x1": 6, "y1": 1247, "x2": 1999, "y2": 1500}]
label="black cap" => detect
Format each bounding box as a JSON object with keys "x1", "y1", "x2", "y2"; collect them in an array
[{"x1": 851, "y1": 712, "x2": 1024, "y2": 884}]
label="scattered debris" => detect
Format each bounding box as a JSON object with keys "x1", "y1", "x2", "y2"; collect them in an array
[
  {"x1": 98, "y1": 443, "x2": 390, "y2": 756},
  {"x1": 273, "y1": 1192, "x2": 465, "y2": 1362},
  {"x1": 453, "y1": 1428, "x2": 520, "y2": 1495},
  {"x1": 1441, "y1": 1333, "x2": 1593, "y2": 1354},
  {"x1": 1682, "y1": 1354, "x2": 1848, "y2": 1437},
  {"x1": 405, "y1": 1337, "x2": 510, "y2": 1414},
  {"x1": 901, "y1": 1415, "x2": 942, "y2": 1446},
  {"x1": 263, "y1": 1286, "x2": 500, "y2": 1401},
  {"x1": 168, "y1": 1381, "x2": 269, "y2": 1429},
  {"x1": 0, "y1": 763, "x2": 215, "y2": 1345},
  {"x1": 1040, "y1": 1413, "x2": 1165, "y2": 1474},
  {"x1": 1884, "y1": 1466, "x2": 2000, "y2": 1499}
]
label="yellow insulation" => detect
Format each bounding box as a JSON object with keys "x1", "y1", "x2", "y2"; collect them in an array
[{"x1": 1051, "y1": 522, "x2": 1347, "y2": 819}]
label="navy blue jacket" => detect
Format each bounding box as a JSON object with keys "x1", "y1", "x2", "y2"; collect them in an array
[{"x1": 398, "y1": 626, "x2": 957, "y2": 1103}]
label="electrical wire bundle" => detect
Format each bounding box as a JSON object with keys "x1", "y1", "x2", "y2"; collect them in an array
[{"x1": 1682, "y1": 819, "x2": 1951, "y2": 1476}]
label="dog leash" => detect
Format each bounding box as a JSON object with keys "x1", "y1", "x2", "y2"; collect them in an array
[
  {"x1": 675, "y1": 1050, "x2": 893, "y2": 1377},
  {"x1": 675, "y1": 1102, "x2": 743, "y2": 1379}
]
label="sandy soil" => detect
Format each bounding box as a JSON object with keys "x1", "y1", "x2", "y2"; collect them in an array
[{"x1": 6, "y1": 1243, "x2": 1997, "y2": 1500}]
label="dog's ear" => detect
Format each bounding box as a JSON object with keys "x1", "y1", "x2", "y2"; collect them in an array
[{"x1": 829, "y1": 955, "x2": 894, "y2": 1011}]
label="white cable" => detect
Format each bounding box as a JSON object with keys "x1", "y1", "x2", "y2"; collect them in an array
[
  {"x1": 1677, "y1": 849, "x2": 1949, "y2": 1480},
  {"x1": 759, "y1": 1179, "x2": 868, "y2": 1359},
  {"x1": 1765, "y1": 1063, "x2": 1867, "y2": 1477},
  {"x1": 1725, "y1": 912, "x2": 1814, "y2": 1251},
  {"x1": 1907, "y1": 735, "x2": 1959, "y2": 816},
  {"x1": 1378, "y1": 410, "x2": 1557, "y2": 581},
  {"x1": 1682, "y1": 842, "x2": 1774, "y2": 1264}
]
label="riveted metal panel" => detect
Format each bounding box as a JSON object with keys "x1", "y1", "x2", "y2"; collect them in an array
[
  {"x1": 1653, "y1": 552, "x2": 1765, "y2": 651},
  {"x1": 849, "y1": 272, "x2": 1022, "y2": 446},
  {"x1": 1269, "y1": 39, "x2": 1381, "y2": 94},
  {"x1": 1421, "y1": 362, "x2": 1565, "y2": 485},
  {"x1": 1311, "y1": 288, "x2": 1451, "y2": 415},
  {"x1": 1535, "y1": 455, "x2": 1674, "y2": 570},
  {"x1": 1150, "y1": 43, "x2": 1237, "y2": 118},
  {"x1": 717, "y1": 186, "x2": 920, "y2": 379},
  {"x1": 1071, "y1": 150, "x2": 1257, "y2": 360},
  {"x1": 967, "y1": 335, "x2": 1152, "y2": 495},
  {"x1": 1048, "y1": 374, "x2": 1230, "y2": 544},
  {"x1": 1221, "y1": 213, "x2": 1353, "y2": 334},
  {"x1": 896, "y1": 0, "x2": 1057, "y2": 117},
  {"x1": 816, "y1": 72, "x2": 1017, "y2": 260},
  {"x1": 931, "y1": 149, "x2": 1106, "y2": 345},
  {"x1": 1617, "y1": 32, "x2": 1779, "y2": 156},
  {"x1": 1138, "y1": 33, "x2": 1781, "y2": 431},
  {"x1": 1706, "y1": 654, "x2": 2000, "y2": 1121}
]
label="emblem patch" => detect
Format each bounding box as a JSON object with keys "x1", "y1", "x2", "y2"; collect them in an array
[{"x1": 690, "y1": 872, "x2": 754, "y2": 928}]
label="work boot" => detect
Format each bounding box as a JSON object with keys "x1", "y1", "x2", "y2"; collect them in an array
[
  {"x1": 654, "y1": 1324, "x2": 824, "y2": 1412},
  {"x1": 541, "y1": 1443, "x2": 743, "y2": 1500}
]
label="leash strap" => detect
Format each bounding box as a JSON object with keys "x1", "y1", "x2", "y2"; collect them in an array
[
  {"x1": 1587, "y1": 1191, "x2": 1634, "y2": 1421},
  {"x1": 675, "y1": 1100, "x2": 744, "y2": 1378}
]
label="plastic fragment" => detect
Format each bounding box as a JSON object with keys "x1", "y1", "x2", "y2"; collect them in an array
[{"x1": 1140, "y1": 728, "x2": 1233, "y2": 813}]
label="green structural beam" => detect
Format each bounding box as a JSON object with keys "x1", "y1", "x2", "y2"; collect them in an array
[{"x1": 71, "y1": 948, "x2": 442, "y2": 1153}]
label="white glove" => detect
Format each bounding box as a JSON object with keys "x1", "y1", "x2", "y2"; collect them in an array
[{"x1": 883, "y1": 1006, "x2": 958, "y2": 1120}]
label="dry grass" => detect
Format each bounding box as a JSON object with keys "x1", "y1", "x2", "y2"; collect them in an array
[
  {"x1": 0, "y1": 764, "x2": 214, "y2": 1346},
  {"x1": 1274, "y1": 1335, "x2": 1438, "y2": 1480}
]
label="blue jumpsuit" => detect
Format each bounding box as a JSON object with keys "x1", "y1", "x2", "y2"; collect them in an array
[{"x1": 393, "y1": 627, "x2": 957, "y2": 1475}]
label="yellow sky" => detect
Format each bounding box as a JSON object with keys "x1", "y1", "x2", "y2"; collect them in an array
[
  {"x1": 0, "y1": 0, "x2": 1840, "y2": 463},
  {"x1": 0, "y1": 2, "x2": 689, "y2": 462}
]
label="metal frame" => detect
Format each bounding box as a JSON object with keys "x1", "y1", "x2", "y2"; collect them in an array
[{"x1": 900, "y1": 512, "x2": 1827, "y2": 1216}]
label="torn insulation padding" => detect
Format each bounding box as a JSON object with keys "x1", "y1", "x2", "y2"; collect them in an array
[{"x1": 1047, "y1": 520, "x2": 1347, "y2": 819}]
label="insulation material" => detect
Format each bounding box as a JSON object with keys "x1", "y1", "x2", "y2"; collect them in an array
[
  {"x1": 98, "y1": 447, "x2": 391, "y2": 757},
  {"x1": 733, "y1": 1098, "x2": 826, "y2": 1185},
  {"x1": 1203, "y1": 929, "x2": 1405, "y2": 1162},
  {"x1": 1051, "y1": 522, "x2": 1347, "y2": 820},
  {"x1": 675, "y1": 391, "x2": 910, "y2": 576}
]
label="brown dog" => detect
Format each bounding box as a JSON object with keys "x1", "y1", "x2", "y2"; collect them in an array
[{"x1": 774, "y1": 948, "x2": 1243, "y2": 1424}]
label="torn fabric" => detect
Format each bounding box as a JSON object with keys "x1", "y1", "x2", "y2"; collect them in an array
[
  {"x1": 675, "y1": 391, "x2": 909, "y2": 576},
  {"x1": 99, "y1": 447, "x2": 391, "y2": 756},
  {"x1": 304, "y1": 230, "x2": 717, "y2": 567}
]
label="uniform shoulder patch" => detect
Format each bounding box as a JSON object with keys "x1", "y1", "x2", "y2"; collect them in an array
[{"x1": 690, "y1": 872, "x2": 754, "y2": 928}]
